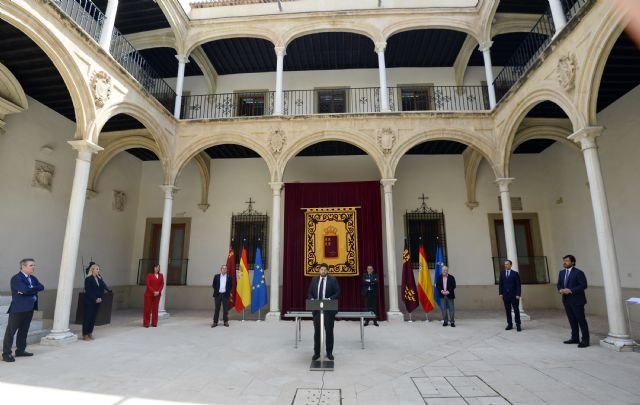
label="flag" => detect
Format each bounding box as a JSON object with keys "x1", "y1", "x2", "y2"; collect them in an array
[
  {"x1": 401, "y1": 243, "x2": 419, "y2": 313},
  {"x1": 417, "y1": 244, "x2": 436, "y2": 313},
  {"x1": 225, "y1": 245, "x2": 236, "y2": 309},
  {"x1": 250, "y1": 246, "x2": 268, "y2": 313},
  {"x1": 235, "y1": 245, "x2": 251, "y2": 312},
  {"x1": 433, "y1": 245, "x2": 444, "y2": 308}
]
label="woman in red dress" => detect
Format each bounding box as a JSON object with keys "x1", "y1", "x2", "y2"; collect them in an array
[{"x1": 143, "y1": 264, "x2": 164, "y2": 327}]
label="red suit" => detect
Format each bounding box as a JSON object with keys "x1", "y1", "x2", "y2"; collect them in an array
[{"x1": 143, "y1": 273, "x2": 164, "y2": 327}]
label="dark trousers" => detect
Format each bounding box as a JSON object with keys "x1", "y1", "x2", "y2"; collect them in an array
[
  {"x1": 564, "y1": 301, "x2": 590, "y2": 343},
  {"x1": 83, "y1": 302, "x2": 100, "y2": 336},
  {"x1": 143, "y1": 295, "x2": 160, "y2": 326},
  {"x1": 313, "y1": 311, "x2": 336, "y2": 356},
  {"x1": 3, "y1": 310, "x2": 34, "y2": 356},
  {"x1": 213, "y1": 294, "x2": 229, "y2": 323},
  {"x1": 441, "y1": 297, "x2": 455, "y2": 324},
  {"x1": 503, "y1": 296, "x2": 521, "y2": 326},
  {"x1": 364, "y1": 292, "x2": 377, "y2": 322}
]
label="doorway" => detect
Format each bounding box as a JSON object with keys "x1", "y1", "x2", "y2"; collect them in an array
[{"x1": 140, "y1": 218, "x2": 191, "y2": 285}]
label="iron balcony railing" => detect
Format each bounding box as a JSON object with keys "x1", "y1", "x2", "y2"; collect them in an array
[
  {"x1": 492, "y1": 256, "x2": 550, "y2": 285},
  {"x1": 493, "y1": 0, "x2": 590, "y2": 102},
  {"x1": 182, "y1": 85, "x2": 489, "y2": 119},
  {"x1": 138, "y1": 258, "x2": 189, "y2": 286},
  {"x1": 51, "y1": 0, "x2": 176, "y2": 112}
]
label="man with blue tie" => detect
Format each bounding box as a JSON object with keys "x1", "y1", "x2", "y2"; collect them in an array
[
  {"x1": 499, "y1": 259, "x2": 522, "y2": 332},
  {"x1": 308, "y1": 263, "x2": 340, "y2": 361},
  {"x1": 3, "y1": 258, "x2": 44, "y2": 362},
  {"x1": 557, "y1": 254, "x2": 590, "y2": 348}
]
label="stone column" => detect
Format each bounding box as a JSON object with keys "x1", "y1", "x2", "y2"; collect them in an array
[
  {"x1": 266, "y1": 182, "x2": 284, "y2": 321},
  {"x1": 375, "y1": 42, "x2": 390, "y2": 112},
  {"x1": 569, "y1": 127, "x2": 638, "y2": 351},
  {"x1": 380, "y1": 179, "x2": 402, "y2": 319},
  {"x1": 548, "y1": 0, "x2": 568, "y2": 34},
  {"x1": 495, "y1": 177, "x2": 529, "y2": 320},
  {"x1": 98, "y1": 0, "x2": 119, "y2": 52},
  {"x1": 479, "y1": 41, "x2": 497, "y2": 109},
  {"x1": 273, "y1": 46, "x2": 286, "y2": 115},
  {"x1": 158, "y1": 185, "x2": 179, "y2": 317},
  {"x1": 41, "y1": 140, "x2": 103, "y2": 346},
  {"x1": 173, "y1": 54, "x2": 190, "y2": 118}
]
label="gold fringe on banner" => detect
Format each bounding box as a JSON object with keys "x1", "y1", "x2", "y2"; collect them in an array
[{"x1": 304, "y1": 207, "x2": 359, "y2": 277}]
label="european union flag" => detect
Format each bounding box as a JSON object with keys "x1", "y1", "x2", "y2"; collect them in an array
[
  {"x1": 434, "y1": 245, "x2": 444, "y2": 308},
  {"x1": 250, "y1": 246, "x2": 268, "y2": 313}
]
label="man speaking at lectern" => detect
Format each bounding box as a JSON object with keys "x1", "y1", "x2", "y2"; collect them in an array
[{"x1": 308, "y1": 263, "x2": 340, "y2": 361}]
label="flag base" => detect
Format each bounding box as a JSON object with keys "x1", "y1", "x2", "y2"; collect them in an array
[{"x1": 310, "y1": 358, "x2": 334, "y2": 371}]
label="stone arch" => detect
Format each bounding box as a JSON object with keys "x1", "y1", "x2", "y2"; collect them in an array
[
  {"x1": 94, "y1": 102, "x2": 172, "y2": 170},
  {"x1": 173, "y1": 133, "x2": 277, "y2": 185},
  {"x1": 383, "y1": 18, "x2": 481, "y2": 44},
  {"x1": 282, "y1": 23, "x2": 380, "y2": 47},
  {"x1": 578, "y1": 8, "x2": 626, "y2": 125},
  {"x1": 389, "y1": 128, "x2": 499, "y2": 178},
  {"x1": 500, "y1": 89, "x2": 584, "y2": 176},
  {"x1": 0, "y1": 6, "x2": 96, "y2": 136},
  {"x1": 512, "y1": 125, "x2": 579, "y2": 153},
  {"x1": 185, "y1": 29, "x2": 279, "y2": 56},
  {"x1": 278, "y1": 130, "x2": 385, "y2": 180},
  {"x1": 0, "y1": 62, "x2": 28, "y2": 127}
]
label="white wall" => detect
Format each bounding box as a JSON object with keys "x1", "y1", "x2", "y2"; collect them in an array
[{"x1": 0, "y1": 97, "x2": 143, "y2": 294}]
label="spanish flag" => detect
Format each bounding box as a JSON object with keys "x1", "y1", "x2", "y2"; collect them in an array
[
  {"x1": 417, "y1": 244, "x2": 436, "y2": 313},
  {"x1": 235, "y1": 245, "x2": 251, "y2": 312}
]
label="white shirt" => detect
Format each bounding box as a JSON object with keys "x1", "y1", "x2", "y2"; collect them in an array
[
  {"x1": 318, "y1": 276, "x2": 326, "y2": 299},
  {"x1": 219, "y1": 274, "x2": 227, "y2": 293}
]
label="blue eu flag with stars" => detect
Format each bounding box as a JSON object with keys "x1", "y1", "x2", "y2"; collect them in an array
[
  {"x1": 434, "y1": 245, "x2": 444, "y2": 308},
  {"x1": 250, "y1": 246, "x2": 268, "y2": 313}
]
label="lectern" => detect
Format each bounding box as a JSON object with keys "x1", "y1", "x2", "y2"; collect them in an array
[{"x1": 306, "y1": 298, "x2": 338, "y2": 371}]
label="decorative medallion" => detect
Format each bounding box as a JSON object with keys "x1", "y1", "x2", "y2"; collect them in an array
[
  {"x1": 32, "y1": 160, "x2": 55, "y2": 191},
  {"x1": 270, "y1": 129, "x2": 286, "y2": 155},
  {"x1": 112, "y1": 190, "x2": 126, "y2": 211},
  {"x1": 556, "y1": 54, "x2": 576, "y2": 92},
  {"x1": 90, "y1": 70, "x2": 112, "y2": 108},
  {"x1": 377, "y1": 128, "x2": 396, "y2": 154}
]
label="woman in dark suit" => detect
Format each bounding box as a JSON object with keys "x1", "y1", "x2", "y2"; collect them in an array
[
  {"x1": 143, "y1": 264, "x2": 164, "y2": 327},
  {"x1": 83, "y1": 263, "x2": 109, "y2": 341}
]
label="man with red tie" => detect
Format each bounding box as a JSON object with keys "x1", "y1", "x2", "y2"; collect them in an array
[{"x1": 143, "y1": 264, "x2": 165, "y2": 327}]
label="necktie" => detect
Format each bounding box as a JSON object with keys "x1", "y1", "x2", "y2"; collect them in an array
[
  {"x1": 564, "y1": 269, "x2": 570, "y2": 288},
  {"x1": 319, "y1": 277, "x2": 325, "y2": 299},
  {"x1": 507, "y1": 270, "x2": 510, "y2": 278},
  {"x1": 27, "y1": 276, "x2": 32, "y2": 287}
]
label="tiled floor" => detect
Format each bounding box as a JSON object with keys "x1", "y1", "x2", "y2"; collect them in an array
[{"x1": 0, "y1": 309, "x2": 638, "y2": 404}]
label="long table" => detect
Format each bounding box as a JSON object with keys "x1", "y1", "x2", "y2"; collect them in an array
[{"x1": 283, "y1": 311, "x2": 377, "y2": 349}]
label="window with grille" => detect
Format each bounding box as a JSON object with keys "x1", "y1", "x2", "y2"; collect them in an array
[
  {"x1": 317, "y1": 89, "x2": 346, "y2": 113},
  {"x1": 400, "y1": 87, "x2": 433, "y2": 111},
  {"x1": 236, "y1": 93, "x2": 266, "y2": 116},
  {"x1": 404, "y1": 210, "x2": 448, "y2": 269},
  {"x1": 230, "y1": 212, "x2": 269, "y2": 270}
]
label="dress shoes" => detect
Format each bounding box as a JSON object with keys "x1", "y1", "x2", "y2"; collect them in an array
[
  {"x1": 505, "y1": 325, "x2": 513, "y2": 330},
  {"x1": 578, "y1": 342, "x2": 590, "y2": 348},
  {"x1": 373, "y1": 321, "x2": 379, "y2": 327},
  {"x1": 327, "y1": 354, "x2": 334, "y2": 361},
  {"x1": 450, "y1": 323, "x2": 456, "y2": 328},
  {"x1": 443, "y1": 322, "x2": 448, "y2": 327},
  {"x1": 364, "y1": 321, "x2": 369, "y2": 326},
  {"x1": 312, "y1": 354, "x2": 320, "y2": 361},
  {"x1": 516, "y1": 326, "x2": 522, "y2": 332},
  {"x1": 143, "y1": 325, "x2": 150, "y2": 328},
  {"x1": 563, "y1": 339, "x2": 579, "y2": 344},
  {"x1": 14, "y1": 351, "x2": 33, "y2": 357},
  {"x1": 2, "y1": 354, "x2": 15, "y2": 362},
  {"x1": 151, "y1": 324, "x2": 157, "y2": 327},
  {"x1": 211, "y1": 322, "x2": 218, "y2": 328},
  {"x1": 224, "y1": 322, "x2": 229, "y2": 327}
]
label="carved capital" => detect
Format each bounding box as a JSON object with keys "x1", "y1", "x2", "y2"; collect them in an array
[
  {"x1": 198, "y1": 203, "x2": 210, "y2": 212},
  {"x1": 377, "y1": 128, "x2": 396, "y2": 154},
  {"x1": 478, "y1": 41, "x2": 493, "y2": 52},
  {"x1": 90, "y1": 70, "x2": 112, "y2": 108},
  {"x1": 556, "y1": 54, "x2": 577, "y2": 92},
  {"x1": 274, "y1": 46, "x2": 287, "y2": 57},
  {"x1": 495, "y1": 177, "x2": 515, "y2": 193},
  {"x1": 568, "y1": 126, "x2": 604, "y2": 151},
  {"x1": 175, "y1": 54, "x2": 190, "y2": 64},
  {"x1": 269, "y1": 129, "x2": 286, "y2": 155},
  {"x1": 374, "y1": 42, "x2": 387, "y2": 53}
]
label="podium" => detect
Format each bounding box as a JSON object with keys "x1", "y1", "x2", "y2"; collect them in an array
[
  {"x1": 74, "y1": 292, "x2": 113, "y2": 326},
  {"x1": 306, "y1": 298, "x2": 338, "y2": 371}
]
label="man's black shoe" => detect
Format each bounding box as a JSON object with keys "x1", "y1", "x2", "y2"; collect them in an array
[
  {"x1": 516, "y1": 326, "x2": 522, "y2": 332},
  {"x1": 364, "y1": 321, "x2": 369, "y2": 326},
  {"x1": 505, "y1": 325, "x2": 513, "y2": 330},
  {"x1": 450, "y1": 323, "x2": 456, "y2": 327},
  {"x1": 373, "y1": 321, "x2": 379, "y2": 327},
  {"x1": 211, "y1": 323, "x2": 218, "y2": 328},
  {"x1": 578, "y1": 342, "x2": 590, "y2": 348},
  {"x1": 2, "y1": 354, "x2": 15, "y2": 362},
  {"x1": 312, "y1": 354, "x2": 320, "y2": 361},
  {"x1": 14, "y1": 351, "x2": 33, "y2": 357},
  {"x1": 327, "y1": 354, "x2": 334, "y2": 361},
  {"x1": 443, "y1": 322, "x2": 448, "y2": 327},
  {"x1": 563, "y1": 339, "x2": 579, "y2": 344}
]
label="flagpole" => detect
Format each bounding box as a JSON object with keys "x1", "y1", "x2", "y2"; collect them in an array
[
  {"x1": 242, "y1": 308, "x2": 245, "y2": 322},
  {"x1": 257, "y1": 308, "x2": 262, "y2": 322},
  {"x1": 408, "y1": 312, "x2": 413, "y2": 323}
]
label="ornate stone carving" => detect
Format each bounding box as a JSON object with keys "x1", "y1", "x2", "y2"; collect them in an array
[
  {"x1": 32, "y1": 160, "x2": 54, "y2": 191},
  {"x1": 556, "y1": 54, "x2": 576, "y2": 92},
  {"x1": 113, "y1": 190, "x2": 126, "y2": 211},
  {"x1": 90, "y1": 70, "x2": 112, "y2": 108},
  {"x1": 269, "y1": 129, "x2": 286, "y2": 155},
  {"x1": 377, "y1": 128, "x2": 396, "y2": 154}
]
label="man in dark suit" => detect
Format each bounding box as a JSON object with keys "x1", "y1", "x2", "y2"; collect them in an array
[
  {"x1": 499, "y1": 259, "x2": 522, "y2": 332},
  {"x1": 308, "y1": 263, "x2": 340, "y2": 361},
  {"x1": 557, "y1": 254, "x2": 590, "y2": 347},
  {"x1": 361, "y1": 265, "x2": 378, "y2": 326},
  {"x1": 435, "y1": 265, "x2": 456, "y2": 327},
  {"x1": 3, "y1": 258, "x2": 44, "y2": 362},
  {"x1": 212, "y1": 264, "x2": 233, "y2": 327}
]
